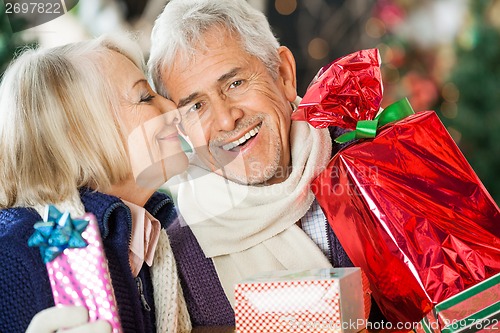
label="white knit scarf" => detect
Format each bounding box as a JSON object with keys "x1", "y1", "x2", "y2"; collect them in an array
[
  {"x1": 152, "y1": 229, "x2": 192, "y2": 333},
  {"x1": 168, "y1": 120, "x2": 334, "y2": 305}
]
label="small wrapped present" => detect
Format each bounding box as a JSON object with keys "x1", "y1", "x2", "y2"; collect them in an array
[
  {"x1": 28, "y1": 205, "x2": 122, "y2": 333},
  {"x1": 415, "y1": 272, "x2": 500, "y2": 333},
  {"x1": 234, "y1": 267, "x2": 366, "y2": 333},
  {"x1": 292, "y1": 49, "x2": 500, "y2": 323}
]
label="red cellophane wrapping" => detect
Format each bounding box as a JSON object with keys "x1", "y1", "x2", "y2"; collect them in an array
[{"x1": 292, "y1": 49, "x2": 500, "y2": 323}]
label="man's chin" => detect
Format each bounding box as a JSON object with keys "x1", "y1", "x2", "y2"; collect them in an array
[{"x1": 213, "y1": 166, "x2": 277, "y2": 186}]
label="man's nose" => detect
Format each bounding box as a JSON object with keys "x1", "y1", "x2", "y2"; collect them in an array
[{"x1": 212, "y1": 97, "x2": 243, "y2": 132}]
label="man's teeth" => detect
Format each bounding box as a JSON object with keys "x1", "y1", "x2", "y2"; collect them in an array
[{"x1": 222, "y1": 125, "x2": 261, "y2": 151}]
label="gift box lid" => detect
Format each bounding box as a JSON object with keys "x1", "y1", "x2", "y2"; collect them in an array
[{"x1": 239, "y1": 267, "x2": 360, "y2": 284}]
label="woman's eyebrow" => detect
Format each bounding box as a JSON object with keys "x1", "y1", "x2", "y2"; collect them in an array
[{"x1": 133, "y1": 79, "x2": 148, "y2": 88}]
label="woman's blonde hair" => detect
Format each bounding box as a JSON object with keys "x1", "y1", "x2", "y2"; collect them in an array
[{"x1": 0, "y1": 34, "x2": 145, "y2": 208}]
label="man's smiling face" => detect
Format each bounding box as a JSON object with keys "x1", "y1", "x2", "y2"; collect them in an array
[{"x1": 163, "y1": 28, "x2": 297, "y2": 185}]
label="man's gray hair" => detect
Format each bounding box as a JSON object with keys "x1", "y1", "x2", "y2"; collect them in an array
[{"x1": 148, "y1": 0, "x2": 281, "y2": 97}]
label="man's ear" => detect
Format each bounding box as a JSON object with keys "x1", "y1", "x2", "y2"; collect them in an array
[{"x1": 277, "y1": 46, "x2": 297, "y2": 103}]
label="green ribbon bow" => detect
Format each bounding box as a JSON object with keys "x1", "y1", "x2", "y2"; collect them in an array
[
  {"x1": 28, "y1": 205, "x2": 89, "y2": 263},
  {"x1": 334, "y1": 98, "x2": 415, "y2": 143}
]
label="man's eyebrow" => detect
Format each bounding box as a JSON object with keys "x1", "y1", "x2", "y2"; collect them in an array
[
  {"x1": 217, "y1": 67, "x2": 241, "y2": 83},
  {"x1": 178, "y1": 92, "x2": 200, "y2": 109}
]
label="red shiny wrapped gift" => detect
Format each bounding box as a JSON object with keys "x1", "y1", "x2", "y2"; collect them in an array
[{"x1": 292, "y1": 49, "x2": 500, "y2": 323}]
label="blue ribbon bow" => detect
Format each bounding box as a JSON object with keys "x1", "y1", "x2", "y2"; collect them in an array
[{"x1": 28, "y1": 205, "x2": 89, "y2": 263}]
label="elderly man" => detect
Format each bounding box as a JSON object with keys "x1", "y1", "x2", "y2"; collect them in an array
[{"x1": 148, "y1": 0, "x2": 377, "y2": 327}]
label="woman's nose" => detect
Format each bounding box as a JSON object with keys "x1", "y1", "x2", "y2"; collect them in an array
[{"x1": 165, "y1": 108, "x2": 181, "y2": 125}]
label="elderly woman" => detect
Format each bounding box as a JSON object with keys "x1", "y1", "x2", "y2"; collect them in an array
[{"x1": 0, "y1": 35, "x2": 191, "y2": 333}]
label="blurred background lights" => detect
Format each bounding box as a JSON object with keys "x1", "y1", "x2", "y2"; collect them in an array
[
  {"x1": 447, "y1": 127, "x2": 462, "y2": 144},
  {"x1": 275, "y1": 0, "x2": 297, "y2": 16},
  {"x1": 441, "y1": 82, "x2": 460, "y2": 103},
  {"x1": 440, "y1": 101, "x2": 458, "y2": 120},
  {"x1": 365, "y1": 17, "x2": 386, "y2": 39},
  {"x1": 308, "y1": 37, "x2": 329, "y2": 60}
]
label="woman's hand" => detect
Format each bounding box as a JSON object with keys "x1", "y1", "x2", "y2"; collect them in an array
[{"x1": 26, "y1": 306, "x2": 112, "y2": 333}]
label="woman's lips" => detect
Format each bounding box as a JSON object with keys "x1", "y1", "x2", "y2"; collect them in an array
[{"x1": 158, "y1": 133, "x2": 179, "y2": 141}]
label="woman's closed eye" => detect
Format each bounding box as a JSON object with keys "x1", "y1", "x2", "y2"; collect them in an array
[{"x1": 140, "y1": 93, "x2": 155, "y2": 103}]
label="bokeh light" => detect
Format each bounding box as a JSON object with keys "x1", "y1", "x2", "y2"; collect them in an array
[{"x1": 275, "y1": 0, "x2": 297, "y2": 16}]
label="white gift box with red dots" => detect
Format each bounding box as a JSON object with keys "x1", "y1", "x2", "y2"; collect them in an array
[{"x1": 234, "y1": 267, "x2": 365, "y2": 333}]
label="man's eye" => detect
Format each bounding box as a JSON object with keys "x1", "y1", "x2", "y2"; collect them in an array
[
  {"x1": 188, "y1": 102, "x2": 202, "y2": 113},
  {"x1": 229, "y1": 80, "x2": 243, "y2": 89},
  {"x1": 140, "y1": 93, "x2": 155, "y2": 103}
]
